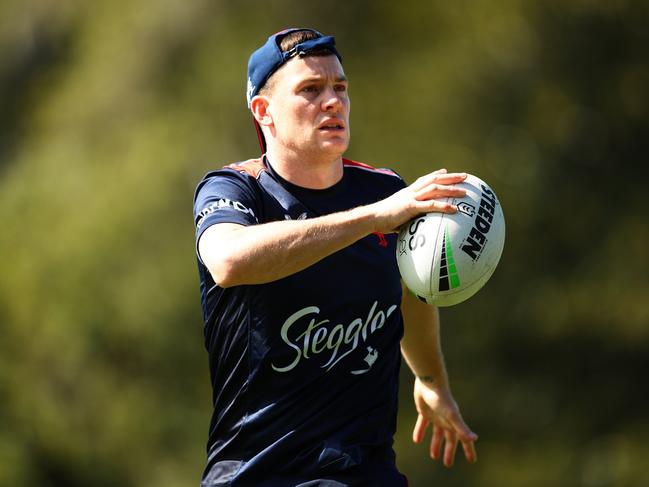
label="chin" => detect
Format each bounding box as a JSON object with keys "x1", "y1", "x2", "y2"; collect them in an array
[{"x1": 320, "y1": 138, "x2": 349, "y2": 153}]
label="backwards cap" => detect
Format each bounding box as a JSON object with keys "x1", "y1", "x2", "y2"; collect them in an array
[{"x1": 246, "y1": 28, "x2": 342, "y2": 152}]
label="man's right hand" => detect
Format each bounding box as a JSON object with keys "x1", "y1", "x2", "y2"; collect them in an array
[{"x1": 369, "y1": 169, "x2": 467, "y2": 234}]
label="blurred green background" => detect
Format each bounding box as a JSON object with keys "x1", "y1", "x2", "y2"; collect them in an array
[{"x1": 1, "y1": 1, "x2": 647, "y2": 486}]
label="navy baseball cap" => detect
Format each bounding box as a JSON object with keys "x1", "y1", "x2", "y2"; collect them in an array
[{"x1": 246, "y1": 28, "x2": 342, "y2": 152}]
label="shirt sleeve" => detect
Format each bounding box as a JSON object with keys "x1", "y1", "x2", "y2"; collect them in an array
[{"x1": 193, "y1": 169, "x2": 261, "y2": 262}]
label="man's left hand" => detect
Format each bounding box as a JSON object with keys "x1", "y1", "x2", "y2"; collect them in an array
[{"x1": 412, "y1": 377, "x2": 478, "y2": 467}]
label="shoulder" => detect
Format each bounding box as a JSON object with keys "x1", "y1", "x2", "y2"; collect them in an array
[
  {"x1": 224, "y1": 158, "x2": 267, "y2": 179},
  {"x1": 194, "y1": 158, "x2": 267, "y2": 200},
  {"x1": 342, "y1": 158, "x2": 406, "y2": 192},
  {"x1": 342, "y1": 158, "x2": 403, "y2": 179}
]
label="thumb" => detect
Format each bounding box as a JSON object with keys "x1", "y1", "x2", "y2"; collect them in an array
[{"x1": 449, "y1": 414, "x2": 478, "y2": 442}]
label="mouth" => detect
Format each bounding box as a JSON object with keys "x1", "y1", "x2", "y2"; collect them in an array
[{"x1": 318, "y1": 120, "x2": 345, "y2": 131}]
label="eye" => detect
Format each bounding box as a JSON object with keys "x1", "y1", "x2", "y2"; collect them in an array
[
  {"x1": 334, "y1": 84, "x2": 347, "y2": 92},
  {"x1": 301, "y1": 85, "x2": 319, "y2": 93}
]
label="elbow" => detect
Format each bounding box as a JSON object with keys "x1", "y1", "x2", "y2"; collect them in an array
[
  {"x1": 206, "y1": 252, "x2": 247, "y2": 288},
  {"x1": 199, "y1": 224, "x2": 252, "y2": 288},
  {"x1": 207, "y1": 258, "x2": 239, "y2": 288}
]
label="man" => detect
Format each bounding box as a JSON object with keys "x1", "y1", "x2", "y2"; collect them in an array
[{"x1": 193, "y1": 28, "x2": 477, "y2": 486}]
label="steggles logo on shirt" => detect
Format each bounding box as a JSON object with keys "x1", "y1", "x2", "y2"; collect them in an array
[{"x1": 271, "y1": 301, "x2": 398, "y2": 374}]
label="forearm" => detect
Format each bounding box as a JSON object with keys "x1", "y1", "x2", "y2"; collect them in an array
[
  {"x1": 200, "y1": 204, "x2": 377, "y2": 287},
  {"x1": 199, "y1": 169, "x2": 469, "y2": 287},
  {"x1": 400, "y1": 287, "x2": 450, "y2": 389}
]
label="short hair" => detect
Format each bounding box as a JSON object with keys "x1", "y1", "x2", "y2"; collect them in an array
[
  {"x1": 258, "y1": 29, "x2": 332, "y2": 97},
  {"x1": 278, "y1": 29, "x2": 321, "y2": 52}
]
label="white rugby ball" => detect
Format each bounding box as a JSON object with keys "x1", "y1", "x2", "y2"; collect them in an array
[{"x1": 397, "y1": 174, "x2": 505, "y2": 307}]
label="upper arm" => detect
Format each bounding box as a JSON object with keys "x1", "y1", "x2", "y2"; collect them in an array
[
  {"x1": 197, "y1": 222, "x2": 245, "y2": 282},
  {"x1": 193, "y1": 170, "x2": 260, "y2": 260},
  {"x1": 401, "y1": 280, "x2": 422, "y2": 313},
  {"x1": 401, "y1": 281, "x2": 439, "y2": 332}
]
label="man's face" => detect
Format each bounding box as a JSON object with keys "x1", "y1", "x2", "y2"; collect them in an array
[{"x1": 265, "y1": 54, "x2": 350, "y2": 158}]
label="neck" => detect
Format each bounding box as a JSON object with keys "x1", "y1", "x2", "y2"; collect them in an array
[{"x1": 265, "y1": 146, "x2": 344, "y2": 189}]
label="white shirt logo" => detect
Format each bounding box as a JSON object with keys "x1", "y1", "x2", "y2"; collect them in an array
[
  {"x1": 271, "y1": 301, "x2": 397, "y2": 375},
  {"x1": 196, "y1": 199, "x2": 257, "y2": 228},
  {"x1": 351, "y1": 346, "x2": 379, "y2": 375},
  {"x1": 284, "y1": 212, "x2": 308, "y2": 221}
]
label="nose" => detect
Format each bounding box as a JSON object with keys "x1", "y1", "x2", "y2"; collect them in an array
[{"x1": 321, "y1": 86, "x2": 343, "y2": 112}]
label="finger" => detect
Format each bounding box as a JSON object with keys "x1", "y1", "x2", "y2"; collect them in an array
[
  {"x1": 461, "y1": 439, "x2": 478, "y2": 464},
  {"x1": 443, "y1": 430, "x2": 458, "y2": 468},
  {"x1": 428, "y1": 172, "x2": 467, "y2": 185},
  {"x1": 412, "y1": 414, "x2": 428, "y2": 444},
  {"x1": 415, "y1": 200, "x2": 458, "y2": 214},
  {"x1": 430, "y1": 424, "x2": 444, "y2": 460},
  {"x1": 415, "y1": 184, "x2": 467, "y2": 201},
  {"x1": 432, "y1": 168, "x2": 448, "y2": 175},
  {"x1": 411, "y1": 172, "x2": 466, "y2": 191}
]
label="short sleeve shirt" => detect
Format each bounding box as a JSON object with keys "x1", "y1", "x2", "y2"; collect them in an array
[{"x1": 194, "y1": 157, "x2": 408, "y2": 486}]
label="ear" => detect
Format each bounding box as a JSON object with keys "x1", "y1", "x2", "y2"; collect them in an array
[{"x1": 250, "y1": 96, "x2": 273, "y2": 128}]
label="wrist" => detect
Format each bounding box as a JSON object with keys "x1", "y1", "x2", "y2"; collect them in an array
[
  {"x1": 416, "y1": 373, "x2": 449, "y2": 391},
  {"x1": 346, "y1": 203, "x2": 383, "y2": 234}
]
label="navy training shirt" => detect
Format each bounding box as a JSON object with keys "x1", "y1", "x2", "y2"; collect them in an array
[{"x1": 194, "y1": 156, "x2": 408, "y2": 486}]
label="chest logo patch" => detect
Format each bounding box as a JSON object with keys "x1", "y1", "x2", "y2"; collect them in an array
[
  {"x1": 271, "y1": 301, "x2": 397, "y2": 375},
  {"x1": 284, "y1": 212, "x2": 308, "y2": 221}
]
